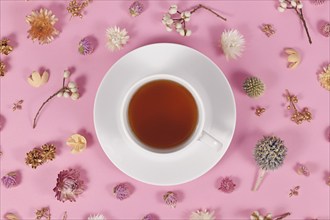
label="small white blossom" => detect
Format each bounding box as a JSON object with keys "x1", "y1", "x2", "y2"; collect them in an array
[
  {"x1": 168, "y1": 5, "x2": 178, "y2": 15},
  {"x1": 63, "y1": 92, "x2": 70, "y2": 98},
  {"x1": 220, "y1": 29, "x2": 245, "y2": 60},
  {"x1": 106, "y1": 26, "x2": 129, "y2": 52},
  {"x1": 181, "y1": 11, "x2": 191, "y2": 22},
  {"x1": 166, "y1": 26, "x2": 173, "y2": 32},
  {"x1": 71, "y1": 92, "x2": 80, "y2": 100},
  {"x1": 70, "y1": 87, "x2": 77, "y2": 93},
  {"x1": 57, "y1": 91, "x2": 63, "y2": 97},
  {"x1": 63, "y1": 70, "x2": 70, "y2": 78},
  {"x1": 176, "y1": 23, "x2": 182, "y2": 29},
  {"x1": 280, "y1": 2, "x2": 288, "y2": 8},
  {"x1": 185, "y1": 29, "x2": 192, "y2": 36},
  {"x1": 297, "y1": 3, "x2": 303, "y2": 8},
  {"x1": 179, "y1": 29, "x2": 185, "y2": 36},
  {"x1": 291, "y1": 1, "x2": 297, "y2": 7},
  {"x1": 278, "y1": 6, "x2": 285, "y2": 12},
  {"x1": 68, "y1": 82, "x2": 76, "y2": 89}
]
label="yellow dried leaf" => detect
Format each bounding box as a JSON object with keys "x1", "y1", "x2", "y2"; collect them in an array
[
  {"x1": 66, "y1": 134, "x2": 87, "y2": 153},
  {"x1": 27, "y1": 71, "x2": 49, "y2": 87},
  {"x1": 5, "y1": 213, "x2": 19, "y2": 220}
]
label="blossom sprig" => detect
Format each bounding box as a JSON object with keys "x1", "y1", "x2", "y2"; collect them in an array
[
  {"x1": 277, "y1": 0, "x2": 312, "y2": 44},
  {"x1": 32, "y1": 69, "x2": 80, "y2": 129},
  {"x1": 162, "y1": 4, "x2": 226, "y2": 36}
]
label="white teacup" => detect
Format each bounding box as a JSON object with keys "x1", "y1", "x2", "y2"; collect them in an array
[{"x1": 121, "y1": 74, "x2": 222, "y2": 154}]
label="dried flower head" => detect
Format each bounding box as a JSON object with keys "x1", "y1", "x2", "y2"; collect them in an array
[
  {"x1": 310, "y1": 0, "x2": 326, "y2": 5},
  {"x1": 319, "y1": 64, "x2": 330, "y2": 91},
  {"x1": 296, "y1": 163, "x2": 310, "y2": 176},
  {"x1": 289, "y1": 185, "x2": 300, "y2": 197},
  {"x1": 27, "y1": 71, "x2": 49, "y2": 87},
  {"x1": 0, "y1": 38, "x2": 13, "y2": 55},
  {"x1": 0, "y1": 60, "x2": 6, "y2": 77},
  {"x1": 25, "y1": 147, "x2": 45, "y2": 169},
  {"x1": 190, "y1": 209, "x2": 215, "y2": 220},
  {"x1": 220, "y1": 29, "x2": 245, "y2": 60},
  {"x1": 67, "y1": 0, "x2": 92, "y2": 18},
  {"x1": 284, "y1": 48, "x2": 301, "y2": 69},
  {"x1": 113, "y1": 183, "x2": 131, "y2": 200},
  {"x1": 4, "y1": 213, "x2": 19, "y2": 220},
  {"x1": 255, "y1": 107, "x2": 266, "y2": 116},
  {"x1": 321, "y1": 23, "x2": 330, "y2": 37},
  {"x1": 35, "y1": 207, "x2": 51, "y2": 220},
  {"x1": 218, "y1": 177, "x2": 236, "y2": 193},
  {"x1": 260, "y1": 24, "x2": 276, "y2": 37},
  {"x1": 254, "y1": 136, "x2": 287, "y2": 170},
  {"x1": 1, "y1": 172, "x2": 18, "y2": 188},
  {"x1": 53, "y1": 168, "x2": 85, "y2": 202},
  {"x1": 88, "y1": 214, "x2": 106, "y2": 220},
  {"x1": 250, "y1": 211, "x2": 272, "y2": 220},
  {"x1": 78, "y1": 38, "x2": 94, "y2": 55},
  {"x1": 285, "y1": 89, "x2": 312, "y2": 124},
  {"x1": 142, "y1": 214, "x2": 157, "y2": 220},
  {"x1": 106, "y1": 26, "x2": 129, "y2": 51},
  {"x1": 163, "y1": 191, "x2": 177, "y2": 208},
  {"x1": 26, "y1": 8, "x2": 59, "y2": 44},
  {"x1": 12, "y1": 100, "x2": 24, "y2": 111},
  {"x1": 41, "y1": 144, "x2": 56, "y2": 161},
  {"x1": 66, "y1": 134, "x2": 87, "y2": 153},
  {"x1": 243, "y1": 76, "x2": 265, "y2": 98},
  {"x1": 129, "y1": 1, "x2": 144, "y2": 17}
]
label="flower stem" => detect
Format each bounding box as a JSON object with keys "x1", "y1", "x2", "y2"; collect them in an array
[
  {"x1": 191, "y1": 4, "x2": 227, "y2": 21},
  {"x1": 32, "y1": 87, "x2": 64, "y2": 129},
  {"x1": 295, "y1": 8, "x2": 312, "y2": 44},
  {"x1": 274, "y1": 212, "x2": 291, "y2": 220}
]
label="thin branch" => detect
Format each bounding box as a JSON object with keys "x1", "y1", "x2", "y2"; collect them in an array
[
  {"x1": 274, "y1": 212, "x2": 291, "y2": 220},
  {"x1": 190, "y1": 4, "x2": 227, "y2": 21},
  {"x1": 296, "y1": 8, "x2": 312, "y2": 44}
]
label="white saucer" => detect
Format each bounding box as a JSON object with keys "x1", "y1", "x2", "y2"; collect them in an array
[{"x1": 94, "y1": 43, "x2": 236, "y2": 186}]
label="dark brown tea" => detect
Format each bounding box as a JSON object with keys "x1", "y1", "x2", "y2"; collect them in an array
[{"x1": 128, "y1": 79, "x2": 198, "y2": 150}]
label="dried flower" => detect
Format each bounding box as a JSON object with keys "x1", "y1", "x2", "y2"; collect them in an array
[
  {"x1": 4, "y1": 213, "x2": 19, "y2": 220},
  {"x1": 41, "y1": 144, "x2": 56, "y2": 161},
  {"x1": 289, "y1": 185, "x2": 300, "y2": 197},
  {"x1": 28, "y1": 71, "x2": 49, "y2": 87},
  {"x1": 142, "y1": 214, "x2": 156, "y2": 220},
  {"x1": 321, "y1": 23, "x2": 330, "y2": 37},
  {"x1": 318, "y1": 64, "x2": 330, "y2": 91},
  {"x1": 296, "y1": 163, "x2": 310, "y2": 176},
  {"x1": 190, "y1": 209, "x2": 215, "y2": 220},
  {"x1": 78, "y1": 38, "x2": 94, "y2": 55},
  {"x1": 106, "y1": 26, "x2": 129, "y2": 51},
  {"x1": 88, "y1": 214, "x2": 106, "y2": 220},
  {"x1": 250, "y1": 211, "x2": 272, "y2": 220},
  {"x1": 26, "y1": 8, "x2": 59, "y2": 44},
  {"x1": 220, "y1": 29, "x2": 245, "y2": 60},
  {"x1": 67, "y1": 0, "x2": 92, "y2": 18},
  {"x1": 62, "y1": 211, "x2": 67, "y2": 220},
  {"x1": 33, "y1": 69, "x2": 80, "y2": 128},
  {"x1": 260, "y1": 24, "x2": 276, "y2": 37},
  {"x1": 0, "y1": 38, "x2": 13, "y2": 55},
  {"x1": 255, "y1": 107, "x2": 266, "y2": 116},
  {"x1": 218, "y1": 177, "x2": 236, "y2": 193},
  {"x1": 35, "y1": 207, "x2": 51, "y2": 220},
  {"x1": 12, "y1": 100, "x2": 24, "y2": 111},
  {"x1": 277, "y1": 0, "x2": 312, "y2": 44},
  {"x1": 285, "y1": 89, "x2": 312, "y2": 124},
  {"x1": 129, "y1": 1, "x2": 144, "y2": 17},
  {"x1": 66, "y1": 134, "x2": 87, "y2": 153},
  {"x1": 243, "y1": 76, "x2": 265, "y2": 98},
  {"x1": 1, "y1": 172, "x2": 18, "y2": 188},
  {"x1": 284, "y1": 48, "x2": 301, "y2": 69},
  {"x1": 253, "y1": 136, "x2": 287, "y2": 191},
  {"x1": 25, "y1": 148, "x2": 44, "y2": 169},
  {"x1": 53, "y1": 168, "x2": 85, "y2": 202},
  {"x1": 0, "y1": 60, "x2": 6, "y2": 77},
  {"x1": 113, "y1": 183, "x2": 131, "y2": 200},
  {"x1": 162, "y1": 4, "x2": 226, "y2": 36},
  {"x1": 163, "y1": 191, "x2": 177, "y2": 208},
  {"x1": 310, "y1": 0, "x2": 326, "y2": 5}
]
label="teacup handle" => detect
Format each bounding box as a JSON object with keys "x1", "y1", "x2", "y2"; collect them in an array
[{"x1": 198, "y1": 131, "x2": 222, "y2": 152}]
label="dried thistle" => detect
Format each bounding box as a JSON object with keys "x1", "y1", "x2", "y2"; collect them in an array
[
  {"x1": 289, "y1": 185, "x2": 300, "y2": 197},
  {"x1": 12, "y1": 100, "x2": 24, "y2": 111},
  {"x1": 67, "y1": 0, "x2": 92, "y2": 18},
  {"x1": 35, "y1": 207, "x2": 51, "y2": 220},
  {"x1": 285, "y1": 89, "x2": 312, "y2": 124},
  {"x1": 0, "y1": 60, "x2": 6, "y2": 77},
  {"x1": 260, "y1": 24, "x2": 276, "y2": 37},
  {"x1": 41, "y1": 144, "x2": 56, "y2": 161},
  {"x1": 0, "y1": 38, "x2": 13, "y2": 55},
  {"x1": 243, "y1": 76, "x2": 265, "y2": 98},
  {"x1": 318, "y1": 64, "x2": 330, "y2": 91},
  {"x1": 32, "y1": 69, "x2": 80, "y2": 129},
  {"x1": 25, "y1": 148, "x2": 45, "y2": 169}
]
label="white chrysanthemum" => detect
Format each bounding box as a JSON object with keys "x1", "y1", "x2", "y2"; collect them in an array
[
  {"x1": 106, "y1": 26, "x2": 129, "y2": 51},
  {"x1": 220, "y1": 29, "x2": 245, "y2": 60},
  {"x1": 190, "y1": 209, "x2": 215, "y2": 220},
  {"x1": 88, "y1": 214, "x2": 106, "y2": 220}
]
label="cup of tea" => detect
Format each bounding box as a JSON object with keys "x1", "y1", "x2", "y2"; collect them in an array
[{"x1": 122, "y1": 74, "x2": 222, "y2": 154}]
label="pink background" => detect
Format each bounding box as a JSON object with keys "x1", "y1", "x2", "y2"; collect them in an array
[{"x1": 1, "y1": 0, "x2": 329, "y2": 219}]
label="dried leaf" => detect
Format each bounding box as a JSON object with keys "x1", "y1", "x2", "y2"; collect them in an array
[
  {"x1": 66, "y1": 134, "x2": 87, "y2": 153},
  {"x1": 28, "y1": 71, "x2": 49, "y2": 87},
  {"x1": 5, "y1": 213, "x2": 19, "y2": 220}
]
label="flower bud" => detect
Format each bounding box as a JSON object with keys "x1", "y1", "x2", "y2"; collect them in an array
[{"x1": 63, "y1": 70, "x2": 70, "y2": 78}]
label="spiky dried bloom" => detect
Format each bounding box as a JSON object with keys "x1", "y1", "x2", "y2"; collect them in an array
[{"x1": 243, "y1": 76, "x2": 265, "y2": 98}]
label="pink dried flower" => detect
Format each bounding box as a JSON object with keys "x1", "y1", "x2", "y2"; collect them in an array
[
  {"x1": 78, "y1": 38, "x2": 94, "y2": 55},
  {"x1": 218, "y1": 177, "x2": 236, "y2": 193},
  {"x1": 142, "y1": 214, "x2": 157, "y2": 220},
  {"x1": 53, "y1": 168, "x2": 85, "y2": 202},
  {"x1": 1, "y1": 172, "x2": 18, "y2": 188},
  {"x1": 163, "y1": 191, "x2": 177, "y2": 208},
  {"x1": 129, "y1": 1, "x2": 144, "y2": 17},
  {"x1": 296, "y1": 164, "x2": 310, "y2": 176},
  {"x1": 321, "y1": 23, "x2": 330, "y2": 37},
  {"x1": 310, "y1": 0, "x2": 326, "y2": 5},
  {"x1": 113, "y1": 183, "x2": 131, "y2": 200}
]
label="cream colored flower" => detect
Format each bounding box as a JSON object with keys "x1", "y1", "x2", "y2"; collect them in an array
[
  {"x1": 190, "y1": 209, "x2": 215, "y2": 220},
  {"x1": 250, "y1": 211, "x2": 272, "y2": 220},
  {"x1": 88, "y1": 214, "x2": 106, "y2": 220},
  {"x1": 319, "y1": 64, "x2": 330, "y2": 91},
  {"x1": 66, "y1": 134, "x2": 87, "y2": 153},
  {"x1": 284, "y1": 48, "x2": 301, "y2": 69},
  {"x1": 26, "y1": 8, "x2": 59, "y2": 44},
  {"x1": 106, "y1": 26, "x2": 129, "y2": 51},
  {"x1": 27, "y1": 71, "x2": 49, "y2": 87},
  {"x1": 220, "y1": 29, "x2": 245, "y2": 60}
]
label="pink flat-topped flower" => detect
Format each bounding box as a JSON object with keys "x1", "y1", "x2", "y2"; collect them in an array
[{"x1": 53, "y1": 168, "x2": 85, "y2": 202}]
